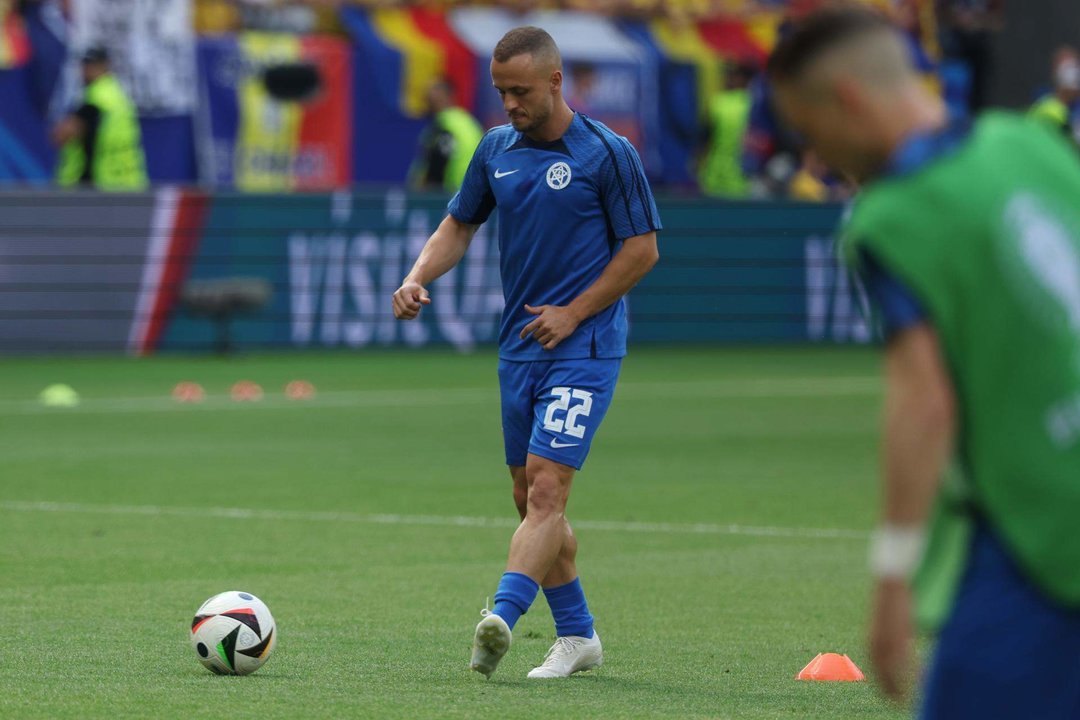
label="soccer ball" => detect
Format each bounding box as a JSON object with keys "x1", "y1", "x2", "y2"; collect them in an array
[{"x1": 190, "y1": 591, "x2": 277, "y2": 675}]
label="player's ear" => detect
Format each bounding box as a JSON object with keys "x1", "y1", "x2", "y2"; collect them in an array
[
  {"x1": 833, "y1": 76, "x2": 864, "y2": 117},
  {"x1": 550, "y1": 69, "x2": 562, "y2": 95}
]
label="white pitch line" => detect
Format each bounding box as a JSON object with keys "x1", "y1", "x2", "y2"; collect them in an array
[
  {"x1": 0, "y1": 500, "x2": 868, "y2": 540},
  {"x1": 0, "y1": 376, "x2": 879, "y2": 416}
]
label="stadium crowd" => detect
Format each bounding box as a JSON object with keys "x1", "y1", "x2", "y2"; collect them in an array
[{"x1": 4, "y1": 0, "x2": 1069, "y2": 199}]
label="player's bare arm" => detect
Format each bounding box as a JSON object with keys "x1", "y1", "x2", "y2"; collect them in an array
[
  {"x1": 520, "y1": 231, "x2": 659, "y2": 350},
  {"x1": 392, "y1": 214, "x2": 479, "y2": 320},
  {"x1": 870, "y1": 322, "x2": 955, "y2": 701}
]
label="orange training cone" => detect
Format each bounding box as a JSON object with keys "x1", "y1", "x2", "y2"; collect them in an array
[
  {"x1": 172, "y1": 382, "x2": 205, "y2": 403},
  {"x1": 284, "y1": 380, "x2": 316, "y2": 400},
  {"x1": 230, "y1": 381, "x2": 264, "y2": 402},
  {"x1": 795, "y1": 653, "x2": 865, "y2": 682}
]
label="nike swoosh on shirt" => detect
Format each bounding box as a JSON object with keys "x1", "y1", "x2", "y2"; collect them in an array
[
  {"x1": 494, "y1": 169, "x2": 520, "y2": 179},
  {"x1": 550, "y1": 439, "x2": 579, "y2": 449}
]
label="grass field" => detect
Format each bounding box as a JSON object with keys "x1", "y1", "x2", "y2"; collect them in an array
[{"x1": 0, "y1": 346, "x2": 911, "y2": 719}]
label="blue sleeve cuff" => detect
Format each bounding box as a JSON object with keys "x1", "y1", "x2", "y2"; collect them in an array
[{"x1": 859, "y1": 250, "x2": 926, "y2": 338}]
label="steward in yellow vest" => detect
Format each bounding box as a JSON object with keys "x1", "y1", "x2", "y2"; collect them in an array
[
  {"x1": 1028, "y1": 45, "x2": 1080, "y2": 148},
  {"x1": 409, "y1": 79, "x2": 484, "y2": 192},
  {"x1": 52, "y1": 46, "x2": 147, "y2": 190},
  {"x1": 698, "y1": 62, "x2": 755, "y2": 198}
]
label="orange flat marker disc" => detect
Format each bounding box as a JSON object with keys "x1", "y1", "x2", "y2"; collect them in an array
[{"x1": 795, "y1": 653, "x2": 866, "y2": 682}]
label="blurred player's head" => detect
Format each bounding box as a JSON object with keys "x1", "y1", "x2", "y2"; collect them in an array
[
  {"x1": 491, "y1": 26, "x2": 565, "y2": 137},
  {"x1": 80, "y1": 46, "x2": 110, "y2": 86},
  {"x1": 768, "y1": 7, "x2": 945, "y2": 182}
]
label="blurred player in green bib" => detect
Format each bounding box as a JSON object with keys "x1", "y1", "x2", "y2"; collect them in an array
[{"x1": 769, "y1": 8, "x2": 1080, "y2": 718}]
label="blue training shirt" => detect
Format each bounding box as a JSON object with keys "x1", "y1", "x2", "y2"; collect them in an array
[{"x1": 447, "y1": 113, "x2": 662, "y2": 361}]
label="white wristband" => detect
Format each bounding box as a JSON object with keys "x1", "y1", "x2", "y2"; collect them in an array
[{"x1": 869, "y1": 525, "x2": 925, "y2": 580}]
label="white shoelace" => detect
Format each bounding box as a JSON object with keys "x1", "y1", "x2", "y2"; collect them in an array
[{"x1": 539, "y1": 636, "x2": 581, "y2": 666}]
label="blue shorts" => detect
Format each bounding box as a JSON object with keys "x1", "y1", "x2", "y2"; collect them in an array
[
  {"x1": 498, "y1": 358, "x2": 621, "y2": 470},
  {"x1": 921, "y1": 523, "x2": 1080, "y2": 719}
]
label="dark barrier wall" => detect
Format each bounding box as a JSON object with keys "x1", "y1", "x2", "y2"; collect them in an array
[
  {"x1": 631, "y1": 198, "x2": 867, "y2": 343},
  {"x1": 0, "y1": 192, "x2": 163, "y2": 352},
  {"x1": 0, "y1": 190, "x2": 871, "y2": 354}
]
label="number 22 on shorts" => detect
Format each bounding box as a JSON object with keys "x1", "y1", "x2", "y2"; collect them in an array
[{"x1": 543, "y1": 387, "x2": 593, "y2": 439}]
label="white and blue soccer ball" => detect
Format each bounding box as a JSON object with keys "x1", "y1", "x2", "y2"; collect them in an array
[{"x1": 191, "y1": 591, "x2": 277, "y2": 675}]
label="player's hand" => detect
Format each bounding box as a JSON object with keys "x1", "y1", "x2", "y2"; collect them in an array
[
  {"x1": 869, "y1": 578, "x2": 915, "y2": 702},
  {"x1": 520, "y1": 304, "x2": 581, "y2": 351},
  {"x1": 392, "y1": 281, "x2": 431, "y2": 320}
]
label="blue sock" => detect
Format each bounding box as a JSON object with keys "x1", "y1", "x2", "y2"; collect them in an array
[
  {"x1": 543, "y1": 577, "x2": 595, "y2": 638},
  {"x1": 492, "y1": 572, "x2": 539, "y2": 630}
]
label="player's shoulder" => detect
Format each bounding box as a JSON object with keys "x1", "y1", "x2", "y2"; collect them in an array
[
  {"x1": 576, "y1": 114, "x2": 618, "y2": 139},
  {"x1": 474, "y1": 123, "x2": 521, "y2": 160},
  {"x1": 977, "y1": 109, "x2": 1050, "y2": 137},
  {"x1": 975, "y1": 110, "x2": 1078, "y2": 161},
  {"x1": 575, "y1": 115, "x2": 635, "y2": 152},
  {"x1": 571, "y1": 114, "x2": 644, "y2": 172},
  {"x1": 850, "y1": 114, "x2": 1053, "y2": 248},
  {"x1": 847, "y1": 182, "x2": 904, "y2": 237},
  {"x1": 853, "y1": 123, "x2": 973, "y2": 226}
]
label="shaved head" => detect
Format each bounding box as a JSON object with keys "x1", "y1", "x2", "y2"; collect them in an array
[
  {"x1": 493, "y1": 26, "x2": 562, "y2": 71},
  {"x1": 769, "y1": 7, "x2": 913, "y2": 99},
  {"x1": 767, "y1": 6, "x2": 945, "y2": 182}
]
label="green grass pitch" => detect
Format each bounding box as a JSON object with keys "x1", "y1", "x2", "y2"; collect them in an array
[{"x1": 0, "y1": 347, "x2": 910, "y2": 719}]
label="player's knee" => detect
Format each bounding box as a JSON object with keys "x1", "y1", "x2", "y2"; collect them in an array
[
  {"x1": 526, "y1": 486, "x2": 562, "y2": 520},
  {"x1": 526, "y1": 471, "x2": 567, "y2": 519}
]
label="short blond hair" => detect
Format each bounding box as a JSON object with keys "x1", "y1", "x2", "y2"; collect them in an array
[{"x1": 493, "y1": 26, "x2": 561, "y2": 69}]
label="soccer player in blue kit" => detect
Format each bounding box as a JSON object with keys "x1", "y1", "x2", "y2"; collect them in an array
[{"x1": 392, "y1": 26, "x2": 661, "y2": 679}]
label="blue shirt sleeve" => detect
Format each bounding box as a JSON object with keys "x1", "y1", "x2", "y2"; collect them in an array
[
  {"x1": 447, "y1": 134, "x2": 496, "y2": 225},
  {"x1": 600, "y1": 136, "x2": 662, "y2": 241},
  {"x1": 859, "y1": 249, "x2": 926, "y2": 338}
]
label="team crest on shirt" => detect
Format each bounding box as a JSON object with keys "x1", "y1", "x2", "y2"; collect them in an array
[{"x1": 546, "y1": 162, "x2": 572, "y2": 190}]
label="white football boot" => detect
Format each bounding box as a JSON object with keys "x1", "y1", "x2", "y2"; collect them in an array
[
  {"x1": 470, "y1": 611, "x2": 512, "y2": 679},
  {"x1": 527, "y1": 632, "x2": 603, "y2": 678}
]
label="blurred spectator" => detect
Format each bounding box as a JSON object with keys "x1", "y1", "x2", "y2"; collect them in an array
[
  {"x1": 408, "y1": 79, "x2": 484, "y2": 192},
  {"x1": 1029, "y1": 46, "x2": 1080, "y2": 148},
  {"x1": 741, "y1": 1, "x2": 822, "y2": 197},
  {"x1": 788, "y1": 150, "x2": 851, "y2": 202},
  {"x1": 8, "y1": 0, "x2": 1014, "y2": 196},
  {"x1": 891, "y1": 0, "x2": 939, "y2": 77},
  {"x1": 51, "y1": 47, "x2": 147, "y2": 190},
  {"x1": 698, "y1": 60, "x2": 755, "y2": 197},
  {"x1": 936, "y1": 0, "x2": 1003, "y2": 113},
  {"x1": 567, "y1": 62, "x2": 599, "y2": 116},
  {"x1": 194, "y1": 0, "x2": 243, "y2": 34}
]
